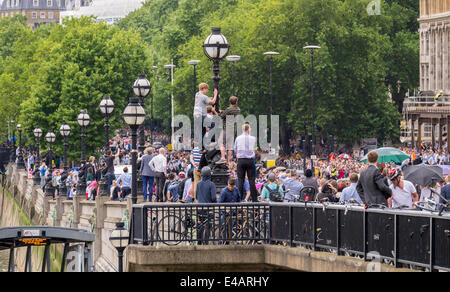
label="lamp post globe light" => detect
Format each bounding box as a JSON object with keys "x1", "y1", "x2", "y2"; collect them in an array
[
  {"x1": 226, "y1": 55, "x2": 240, "y2": 97},
  {"x1": 303, "y1": 45, "x2": 321, "y2": 171},
  {"x1": 45, "y1": 131, "x2": 56, "y2": 197},
  {"x1": 59, "y1": 122, "x2": 71, "y2": 196},
  {"x1": 133, "y1": 75, "x2": 151, "y2": 153},
  {"x1": 203, "y1": 27, "x2": 230, "y2": 112},
  {"x1": 33, "y1": 126, "x2": 43, "y2": 185},
  {"x1": 77, "y1": 110, "x2": 90, "y2": 196},
  {"x1": 99, "y1": 96, "x2": 115, "y2": 151},
  {"x1": 16, "y1": 123, "x2": 25, "y2": 169},
  {"x1": 123, "y1": 97, "x2": 146, "y2": 204},
  {"x1": 109, "y1": 222, "x2": 129, "y2": 272}
]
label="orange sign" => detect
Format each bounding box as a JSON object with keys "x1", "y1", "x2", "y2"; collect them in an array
[{"x1": 18, "y1": 238, "x2": 48, "y2": 246}]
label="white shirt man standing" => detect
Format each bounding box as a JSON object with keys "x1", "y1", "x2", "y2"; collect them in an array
[
  {"x1": 149, "y1": 148, "x2": 167, "y2": 202},
  {"x1": 234, "y1": 124, "x2": 258, "y2": 202}
]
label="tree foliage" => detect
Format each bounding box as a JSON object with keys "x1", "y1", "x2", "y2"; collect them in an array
[
  {"x1": 119, "y1": 0, "x2": 417, "y2": 146},
  {"x1": 0, "y1": 17, "x2": 151, "y2": 160}
]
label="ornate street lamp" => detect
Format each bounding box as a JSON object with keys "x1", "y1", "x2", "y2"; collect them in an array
[
  {"x1": 226, "y1": 55, "x2": 240, "y2": 97},
  {"x1": 123, "y1": 97, "x2": 146, "y2": 204},
  {"x1": 77, "y1": 110, "x2": 90, "y2": 196},
  {"x1": 33, "y1": 126, "x2": 43, "y2": 185},
  {"x1": 59, "y1": 122, "x2": 71, "y2": 196},
  {"x1": 203, "y1": 27, "x2": 230, "y2": 112},
  {"x1": 99, "y1": 96, "x2": 115, "y2": 151},
  {"x1": 264, "y1": 52, "x2": 280, "y2": 117},
  {"x1": 109, "y1": 222, "x2": 129, "y2": 272},
  {"x1": 303, "y1": 45, "x2": 321, "y2": 171},
  {"x1": 133, "y1": 75, "x2": 151, "y2": 153},
  {"x1": 45, "y1": 131, "x2": 56, "y2": 197},
  {"x1": 16, "y1": 124, "x2": 25, "y2": 169}
]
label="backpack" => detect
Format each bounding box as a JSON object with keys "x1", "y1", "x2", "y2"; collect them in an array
[
  {"x1": 299, "y1": 187, "x2": 317, "y2": 202},
  {"x1": 264, "y1": 185, "x2": 283, "y2": 202}
]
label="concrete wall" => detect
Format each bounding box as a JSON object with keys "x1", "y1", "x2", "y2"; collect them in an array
[
  {"x1": 126, "y1": 245, "x2": 413, "y2": 273},
  {"x1": 0, "y1": 163, "x2": 130, "y2": 272}
]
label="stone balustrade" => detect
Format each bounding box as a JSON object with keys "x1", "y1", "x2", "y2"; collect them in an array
[{"x1": 2, "y1": 163, "x2": 131, "y2": 272}]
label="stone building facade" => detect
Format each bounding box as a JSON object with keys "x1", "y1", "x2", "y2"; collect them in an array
[
  {"x1": 419, "y1": 0, "x2": 450, "y2": 94},
  {"x1": 0, "y1": 0, "x2": 67, "y2": 28}
]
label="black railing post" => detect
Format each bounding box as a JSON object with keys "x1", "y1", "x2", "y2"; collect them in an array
[
  {"x1": 363, "y1": 210, "x2": 367, "y2": 261},
  {"x1": 289, "y1": 205, "x2": 293, "y2": 247},
  {"x1": 336, "y1": 209, "x2": 341, "y2": 255},
  {"x1": 429, "y1": 217, "x2": 435, "y2": 272},
  {"x1": 312, "y1": 207, "x2": 317, "y2": 251},
  {"x1": 394, "y1": 214, "x2": 399, "y2": 268},
  {"x1": 142, "y1": 206, "x2": 149, "y2": 246}
]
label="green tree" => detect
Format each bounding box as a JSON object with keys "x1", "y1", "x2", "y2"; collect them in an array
[{"x1": 18, "y1": 17, "x2": 152, "y2": 160}]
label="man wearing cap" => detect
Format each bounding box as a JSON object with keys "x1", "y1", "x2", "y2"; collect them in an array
[{"x1": 388, "y1": 169, "x2": 418, "y2": 209}]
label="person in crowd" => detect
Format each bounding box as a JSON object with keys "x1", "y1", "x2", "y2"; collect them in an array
[
  {"x1": 190, "y1": 143, "x2": 203, "y2": 196},
  {"x1": 234, "y1": 124, "x2": 258, "y2": 202},
  {"x1": 166, "y1": 173, "x2": 180, "y2": 202},
  {"x1": 140, "y1": 147, "x2": 155, "y2": 202},
  {"x1": 219, "y1": 178, "x2": 241, "y2": 203},
  {"x1": 260, "y1": 173, "x2": 284, "y2": 202},
  {"x1": 356, "y1": 151, "x2": 392, "y2": 206},
  {"x1": 302, "y1": 169, "x2": 319, "y2": 195},
  {"x1": 149, "y1": 148, "x2": 167, "y2": 202},
  {"x1": 339, "y1": 173, "x2": 362, "y2": 203},
  {"x1": 40, "y1": 161, "x2": 47, "y2": 189},
  {"x1": 110, "y1": 180, "x2": 121, "y2": 201},
  {"x1": 194, "y1": 83, "x2": 218, "y2": 148},
  {"x1": 317, "y1": 179, "x2": 339, "y2": 202},
  {"x1": 116, "y1": 166, "x2": 132, "y2": 201},
  {"x1": 279, "y1": 169, "x2": 304, "y2": 202},
  {"x1": 388, "y1": 168, "x2": 419, "y2": 209},
  {"x1": 196, "y1": 166, "x2": 216, "y2": 203},
  {"x1": 104, "y1": 148, "x2": 120, "y2": 194}
]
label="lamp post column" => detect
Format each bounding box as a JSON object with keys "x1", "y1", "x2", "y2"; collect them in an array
[
  {"x1": 131, "y1": 125, "x2": 138, "y2": 204},
  {"x1": 17, "y1": 125, "x2": 24, "y2": 169}
]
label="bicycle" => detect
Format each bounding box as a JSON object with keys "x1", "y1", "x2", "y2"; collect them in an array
[
  {"x1": 414, "y1": 188, "x2": 449, "y2": 216},
  {"x1": 156, "y1": 207, "x2": 221, "y2": 245}
]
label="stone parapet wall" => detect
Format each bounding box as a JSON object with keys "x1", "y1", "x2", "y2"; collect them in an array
[{"x1": 1, "y1": 163, "x2": 130, "y2": 272}]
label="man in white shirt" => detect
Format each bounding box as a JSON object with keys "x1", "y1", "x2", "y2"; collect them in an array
[
  {"x1": 234, "y1": 124, "x2": 258, "y2": 202},
  {"x1": 149, "y1": 148, "x2": 167, "y2": 202},
  {"x1": 388, "y1": 169, "x2": 419, "y2": 209}
]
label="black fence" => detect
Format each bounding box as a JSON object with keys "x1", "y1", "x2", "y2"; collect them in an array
[{"x1": 131, "y1": 202, "x2": 450, "y2": 271}]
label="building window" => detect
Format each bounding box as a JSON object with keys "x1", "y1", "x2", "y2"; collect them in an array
[
  {"x1": 33, "y1": 0, "x2": 39, "y2": 7},
  {"x1": 47, "y1": 0, "x2": 52, "y2": 6},
  {"x1": 40, "y1": 12, "x2": 45, "y2": 19},
  {"x1": 32, "y1": 12, "x2": 37, "y2": 19},
  {"x1": 48, "y1": 12, "x2": 53, "y2": 19}
]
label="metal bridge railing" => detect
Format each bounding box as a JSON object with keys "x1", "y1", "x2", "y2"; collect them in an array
[{"x1": 131, "y1": 202, "x2": 450, "y2": 272}]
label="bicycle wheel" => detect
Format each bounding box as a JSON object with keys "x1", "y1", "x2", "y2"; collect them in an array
[
  {"x1": 414, "y1": 201, "x2": 437, "y2": 212},
  {"x1": 157, "y1": 214, "x2": 188, "y2": 245}
]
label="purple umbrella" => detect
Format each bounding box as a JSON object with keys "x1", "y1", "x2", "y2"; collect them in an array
[{"x1": 438, "y1": 165, "x2": 450, "y2": 175}]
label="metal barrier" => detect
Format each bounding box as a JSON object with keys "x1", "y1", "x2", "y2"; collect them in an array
[
  {"x1": 131, "y1": 203, "x2": 271, "y2": 246},
  {"x1": 131, "y1": 202, "x2": 450, "y2": 271}
]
